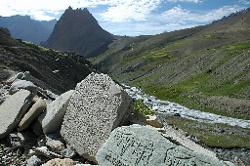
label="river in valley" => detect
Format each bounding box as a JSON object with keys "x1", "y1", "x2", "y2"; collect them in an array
[{"x1": 123, "y1": 85, "x2": 250, "y2": 129}]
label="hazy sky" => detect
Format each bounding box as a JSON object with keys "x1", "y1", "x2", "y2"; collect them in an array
[{"x1": 0, "y1": 0, "x2": 249, "y2": 35}]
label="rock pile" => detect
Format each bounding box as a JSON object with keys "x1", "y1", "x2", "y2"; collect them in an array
[{"x1": 0, "y1": 72, "x2": 235, "y2": 165}]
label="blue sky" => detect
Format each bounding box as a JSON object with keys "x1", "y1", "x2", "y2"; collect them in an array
[{"x1": 0, "y1": 0, "x2": 249, "y2": 36}]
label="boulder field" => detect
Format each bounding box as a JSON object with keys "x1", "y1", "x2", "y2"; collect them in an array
[{"x1": 0, "y1": 72, "x2": 235, "y2": 165}]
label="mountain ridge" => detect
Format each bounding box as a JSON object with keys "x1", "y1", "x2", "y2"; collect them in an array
[{"x1": 0, "y1": 15, "x2": 56, "y2": 44}]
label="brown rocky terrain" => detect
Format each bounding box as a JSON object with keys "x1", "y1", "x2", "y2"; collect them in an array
[{"x1": 0, "y1": 27, "x2": 93, "y2": 94}]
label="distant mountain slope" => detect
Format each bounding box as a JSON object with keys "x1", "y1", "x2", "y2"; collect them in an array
[
  {"x1": 44, "y1": 7, "x2": 114, "y2": 58},
  {"x1": 0, "y1": 27, "x2": 92, "y2": 93},
  {"x1": 0, "y1": 15, "x2": 56, "y2": 44},
  {"x1": 91, "y1": 8, "x2": 250, "y2": 120}
]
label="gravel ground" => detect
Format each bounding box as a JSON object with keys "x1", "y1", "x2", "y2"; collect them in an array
[
  {"x1": 211, "y1": 148, "x2": 250, "y2": 165},
  {"x1": 0, "y1": 143, "x2": 27, "y2": 166}
]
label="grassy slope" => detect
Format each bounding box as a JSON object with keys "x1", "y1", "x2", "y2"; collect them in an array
[
  {"x1": 91, "y1": 9, "x2": 250, "y2": 149},
  {"x1": 91, "y1": 9, "x2": 250, "y2": 120},
  {"x1": 165, "y1": 116, "x2": 250, "y2": 149}
]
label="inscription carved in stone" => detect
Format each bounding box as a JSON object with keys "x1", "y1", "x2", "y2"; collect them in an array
[
  {"x1": 96, "y1": 125, "x2": 225, "y2": 166},
  {"x1": 60, "y1": 73, "x2": 133, "y2": 162}
]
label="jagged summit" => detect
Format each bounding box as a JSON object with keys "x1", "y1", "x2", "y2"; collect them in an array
[
  {"x1": 64, "y1": 6, "x2": 90, "y2": 15},
  {"x1": 60, "y1": 7, "x2": 97, "y2": 26},
  {"x1": 43, "y1": 7, "x2": 114, "y2": 58}
]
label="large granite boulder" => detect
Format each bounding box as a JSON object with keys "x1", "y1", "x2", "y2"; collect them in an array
[
  {"x1": 0, "y1": 90, "x2": 33, "y2": 138},
  {"x1": 39, "y1": 90, "x2": 74, "y2": 134},
  {"x1": 96, "y1": 125, "x2": 226, "y2": 166},
  {"x1": 18, "y1": 98, "x2": 46, "y2": 131},
  {"x1": 60, "y1": 73, "x2": 133, "y2": 162}
]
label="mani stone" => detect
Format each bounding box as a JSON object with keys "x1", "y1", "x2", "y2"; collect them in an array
[
  {"x1": 39, "y1": 90, "x2": 74, "y2": 134},
  {"x1": 0, "y1": 90, "x2": 33, "y2": 138},
  {"x1": 60, "y1": 73, "x2": 133, "y2": 162},
  {"x1": 96, "y1": 125, "x2": 226, "y2": 166},
  {"x1": 18, "y1": 98, "x2": 46, "y2": 131}
]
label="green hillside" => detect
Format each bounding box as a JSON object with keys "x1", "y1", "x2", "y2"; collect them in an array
[{"x1": 91, "y1": 9, "x2": 250, "y2": 120}]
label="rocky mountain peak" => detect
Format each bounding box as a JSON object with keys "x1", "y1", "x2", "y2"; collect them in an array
[
  {"x1": 44, "y1": 7, "x2": 114, "y2": 58},
  {"x1": 61, "y1": 7, "x2": 95, "y2": 24}
]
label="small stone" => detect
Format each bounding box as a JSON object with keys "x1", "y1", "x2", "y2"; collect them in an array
[
  {"x1": 28, "y1": 149, "x2": 35, "y2": 156},
  {"x1": 10, "y1": 80, "x2": 37, "y2": 95},
  {"x1": 26, "y1": 155, "x2": 42, "y2": 166},
  {"x1": 46, "y1": 137, "x2": 65, "y2": 153},
  {"x1": 61, "y1": 146, "x2": 76, "y2": 158},
  {"x1": 37, "y1": 137, "x2": 46, "y2": 147},
  {"x1": 34, "y1": 146, "x2": 62, "y2": 159},
  {"x1": 6, "y1": 72, "x2": 23, "y2": 84},
  {"x1": 146, "y1": 115, "x2": 164, "y2": 128},
  {"x1": 42, "y1": 158, "x2": 76, "y2": 166},
  {"x1": 8, "y1": 132, "x2": 25, "y2": 147},
  {"x1": 52, "y1": 70, "x2": 59, "y2": 74},
  {"x1": 18, "y1": 98, "x2": 47, "y2": 131},
  {"x1": 22, "y1": 71, "x2": 31, "y2": 81}
]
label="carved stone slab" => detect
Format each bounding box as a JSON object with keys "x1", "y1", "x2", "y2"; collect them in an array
[
  {"x1": 60, "y1": 73, "x2": 133, "y2": 162},
  {"x1": 96, "y1": 125, "x2": 225, "y2": 166}
]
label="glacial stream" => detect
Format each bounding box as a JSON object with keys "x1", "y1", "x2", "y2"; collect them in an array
[{"x1": 123, "y1": 85, "x2": 250, "y2": 129}]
